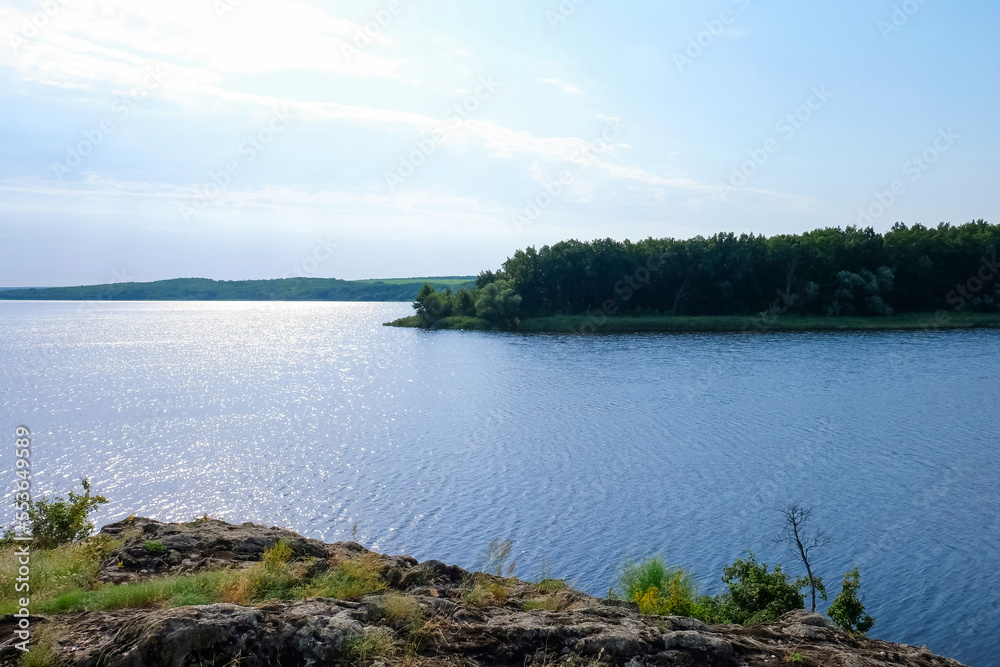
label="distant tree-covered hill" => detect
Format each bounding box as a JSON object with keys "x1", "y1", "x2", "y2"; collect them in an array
[{"x1": 0, "y1": 277, "x2": 475, "y2": 301}]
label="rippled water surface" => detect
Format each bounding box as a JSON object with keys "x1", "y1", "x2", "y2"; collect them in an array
[{"x1": 1, "y1": 301, "x2": 998, "y2": 665}]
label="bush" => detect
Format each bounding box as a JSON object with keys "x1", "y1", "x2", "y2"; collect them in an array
[
  {"x1": 20, "y1": 479, "x2": 108, "y2": 549},
  {"x1": 715, "y1": 551, "x2": 805, "y2": 624},
  {"x1": 145, "y1": 540, "x2": 166, "y2": 554},
  {"x1": 615, "y1": 557, "x2": 714, "y2": 622},
  {"x1": 827, "y1": 568, "x2": 875, "y2": 635}
]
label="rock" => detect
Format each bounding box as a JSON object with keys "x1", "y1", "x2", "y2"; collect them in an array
[{"x1": 661, "y1": 630, "x2": 733, "y2": 659}]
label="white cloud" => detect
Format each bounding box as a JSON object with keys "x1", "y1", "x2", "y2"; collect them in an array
[{"x1": 540, "y1": 78, "x2": 584, "y2": 95}]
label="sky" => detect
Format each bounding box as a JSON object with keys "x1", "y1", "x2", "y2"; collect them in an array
[{"x1": 0, "y1": 0, "x2": 997, "y2": 286}]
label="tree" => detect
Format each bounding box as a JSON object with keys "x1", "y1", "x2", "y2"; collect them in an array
[
  {"x1": 717, "y1": 550, "x2": 805, "y2": 624},
  {"x1": 827, "y1": 568, "x2": 875, "y2": 635},
  {"x1": 413, "y1": 283, "x2": 452, "y2": 327},
  {"x1": 475, "y1": 280, "x2": 522, "y2": 327},
  {"x1": 18, "y1": 479, "x2": 108, "y2": 549},
  {"x1": 775, "y1": 504, "x2": 830, "y2": 612}
]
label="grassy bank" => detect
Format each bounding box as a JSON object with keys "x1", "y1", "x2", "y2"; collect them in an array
[{"x1": 386, "y1": 312, "x2": 1000, "y2": 333}]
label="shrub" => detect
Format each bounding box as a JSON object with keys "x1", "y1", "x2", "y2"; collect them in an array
[
  {"x1": 827, "y1": 568, "x2": 875, "y2": 635},
  {"x1": 615, "y1": 557, "x2": 714, "y2": 622},
  {"x1": 144, "y1": 540, "x2": 166, "y2": 554},
  {"x1": 715, "y1": 551, "x2": 805, "y2": 624},
  {"x1": 20, "y1": 479, "x2": 108, "y2": 549}
]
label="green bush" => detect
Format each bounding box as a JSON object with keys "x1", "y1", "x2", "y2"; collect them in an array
[
  {"x1": 827, "y1": 568, "x2": 875, "y2": 635},
  {"x1": 615, "y1": 557, "x2": 714, "y2": 622},
  {"x1": 21, "y1": 479, "x2": 108, "y2": 549},
  {"x1": 145, "y1": 540, "x2": 166, "y2": 554},
  {"x1": 715, "y1": 551, "x2": 805, "y2": 624}
]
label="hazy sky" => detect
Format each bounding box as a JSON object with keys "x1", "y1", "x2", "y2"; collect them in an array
[{"x1": 1, "y1": 0, "x2": 997, "y2": 286}]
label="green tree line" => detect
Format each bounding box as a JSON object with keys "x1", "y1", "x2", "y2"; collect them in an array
[{"x1": 412, "y1": 220, "x2": 999, "y2": 327}]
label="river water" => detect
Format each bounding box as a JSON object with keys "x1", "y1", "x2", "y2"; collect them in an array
[{"x1": 1, "y1": 301, "x2": 997, "y2": 665}]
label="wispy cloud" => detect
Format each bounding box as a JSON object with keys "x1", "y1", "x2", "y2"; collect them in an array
[{"x1": 539, "y1": 78, "x2": 584, "y2": 94}]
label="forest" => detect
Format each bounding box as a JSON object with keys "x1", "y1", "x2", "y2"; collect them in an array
[{"x1": 404, "y1": 221, "x2": 1000, "y2": 329}]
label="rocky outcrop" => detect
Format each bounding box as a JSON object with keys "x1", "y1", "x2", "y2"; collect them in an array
[{"x1": 0, "y1": 518, "x2": 967, "y2": 667}]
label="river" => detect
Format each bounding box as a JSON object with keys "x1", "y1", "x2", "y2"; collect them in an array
[{"x1": 1, "y1": 301, "x2": 996, "y2": 665}]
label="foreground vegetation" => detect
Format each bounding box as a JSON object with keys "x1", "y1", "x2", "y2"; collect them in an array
[
  {"x1": 0, "y1": 276, "x2": 474, "y2": 302},
  {"x1": 392, "y1": 221, "x2": 1000, "y2": 331},
  {"x1": 2, "y1": 483, "x2": 875, "y2": 647}
]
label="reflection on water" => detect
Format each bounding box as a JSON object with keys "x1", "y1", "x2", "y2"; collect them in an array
[{"x1": 1, "y1": 301, "x2": 997, "y2": 665}]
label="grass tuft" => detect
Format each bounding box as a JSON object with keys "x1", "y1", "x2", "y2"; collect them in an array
[
  {"x1": 344, "y1": 629, "x2": 394, "y2": 662},
  {"x1": 293, "y1": 553, "x2": 385, "y2": 601}
]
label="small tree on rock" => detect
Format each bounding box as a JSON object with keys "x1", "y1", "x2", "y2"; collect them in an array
[
  {"x1": 717, "y1": 550, "x2": 805, "y2": 624},
  {"x1": 827, "y1": 568, "x2": 875, "y2": 635},
  {"x1": 23, "y1": 479, "x2": 108, "y2": 549}
]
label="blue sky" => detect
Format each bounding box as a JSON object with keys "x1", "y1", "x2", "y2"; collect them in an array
[{"x1": 0, "y1": 0, "x2": 997, "y2": 286}]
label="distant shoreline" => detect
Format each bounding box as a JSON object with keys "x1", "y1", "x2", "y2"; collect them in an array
[
  {"x1": 0, "y1": 276, "x2": 474, "y2": 302},
  {"x1": 385, "y1": 312, "x2": 1000, "y2": 333}
]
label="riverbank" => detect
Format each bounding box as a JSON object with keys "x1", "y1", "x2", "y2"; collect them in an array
[
  {"x1": 0, "y1": 517, "x2": 968, "y2": 666},
  {"x1": 386, "y1": 312, "x2": 1000, "y2": 333}
]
